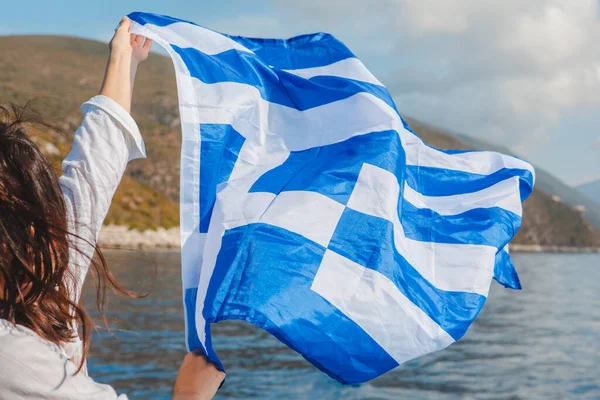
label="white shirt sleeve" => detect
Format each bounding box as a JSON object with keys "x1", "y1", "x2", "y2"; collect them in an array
[{"x1": 59, "y1": 95, "x2": 146, "y2": 303}]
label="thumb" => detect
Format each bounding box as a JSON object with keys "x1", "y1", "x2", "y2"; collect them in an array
[{"x1": 115, "y1": 16, "x2": 131, "y2": 33}]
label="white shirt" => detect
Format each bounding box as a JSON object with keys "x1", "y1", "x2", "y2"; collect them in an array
[{"x1": 0, "y1": 95, "x2": 146, "y2": 400}]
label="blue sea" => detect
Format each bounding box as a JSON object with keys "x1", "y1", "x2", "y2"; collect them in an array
[{"x1": 85, "y1": 252, "x2": 600, "y2": 399}]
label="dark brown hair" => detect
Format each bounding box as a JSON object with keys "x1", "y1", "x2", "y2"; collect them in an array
[{"x1": 0, "y1": 103, "x2": 135, "y2": 372}]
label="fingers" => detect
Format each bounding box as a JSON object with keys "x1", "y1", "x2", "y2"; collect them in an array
[
  {"x1": 131, "y1": 34, "x2": 144, "y2": 46},
  {"x1": 174, "y1": 353, "x2": 225, "y2": 399},
  {"x1": 142, "y1": 38, "x2": 153, "y2": 50},
  {"x1": 111, "y1": 15, "x2": 151, "y2": 60}
]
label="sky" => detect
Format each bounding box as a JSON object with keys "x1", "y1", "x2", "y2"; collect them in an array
[{"x1": 3, "y1": 0, "x2": 599, "y2": 186}]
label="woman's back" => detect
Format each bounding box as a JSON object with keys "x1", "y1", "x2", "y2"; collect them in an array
[
  {"x1": 0, "y1": 90, "x2": 143, "y2": 400},
  {"x1": 0, "y1": 319, "x2": 125, "y2": 399}
]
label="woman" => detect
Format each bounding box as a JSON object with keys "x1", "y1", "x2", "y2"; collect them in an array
[{"x1": 0, "y1": 17, "x2": 224, "y2": 399}]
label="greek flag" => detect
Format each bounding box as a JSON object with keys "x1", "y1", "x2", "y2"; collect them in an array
[{"x1": 129, "y1": 12, "x2": 535, "y2": 384}]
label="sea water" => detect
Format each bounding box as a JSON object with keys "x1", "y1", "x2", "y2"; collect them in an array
[{"x1": 86, "y1": 252, "x2": 600, "y2": 399}]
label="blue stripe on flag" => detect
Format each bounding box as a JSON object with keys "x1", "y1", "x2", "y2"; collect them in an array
[
  {"x1": 184, "y1": 285, "x2": 223, "y2": 372},
  {"x1": 494, "y1": 249, "x2": 521, "y2": 290},
  {"x1": 250, "y1": 130, "x2": 404, "y2": 204},
  {"x1": 203, "y1": 223, "x2": 399, "y2": 384},
  {"x1": 200, "y1": 124, "x2": 245, "y2": 233},
  {"x1": 328, "y1": 207, "x2": 486, "y2": 340},
  {"x1": 224, "y1": 33, "x2": 355, "y2": 70},
  {"x1": 401, "y1": 201, "x2": 521, "y2": 247},
  {"x1": 405, "y1": 165, "x2": 535, "y2": 201},
  {"x1": 171, "y1": 46, "x2": 394, "y2": 111},
  {"x1": 128, "y1": 12, "x2": 355, "y2": 70}
]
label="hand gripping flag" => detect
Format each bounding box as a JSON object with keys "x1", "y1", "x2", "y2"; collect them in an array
[{"x1": 129, "y1": 12, "x2": 535, "y2": 384}]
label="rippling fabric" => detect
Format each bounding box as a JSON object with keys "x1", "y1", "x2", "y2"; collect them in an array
[{"x1": 129, "y1": 11, "x2": 535, "y2": 384}]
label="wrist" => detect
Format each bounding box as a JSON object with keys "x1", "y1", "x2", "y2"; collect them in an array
[
  {"x1": 108, "y1": 49, "x2": 139, "y2": 73},
  {"x1": 108, "y1": 46, "x2": 133, "y2": 60}
]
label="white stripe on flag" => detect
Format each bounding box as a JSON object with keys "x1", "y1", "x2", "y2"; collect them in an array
[
  {"x1": 403, "y1": 176, "x2": 523, "y2": 217},
  {"x1": 132, "y1": 21, "x2": 254, "y2": 56},
  {"x1": 283, "y1": 58, "x2": 384, "y2": 86},
  {"x1": 311, "y1": 249, "x2": 455, "y2": 365}
]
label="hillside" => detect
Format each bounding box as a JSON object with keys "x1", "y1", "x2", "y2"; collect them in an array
[
  {"x1": 1, "y1": 35, "x2": 599, "y2": 247},
  {"x1": 577, "y1": 180, "x2": 600, "y2": 205},
  {"x1": 1, "y1": 35, "x2": 180, "y2": 230}
]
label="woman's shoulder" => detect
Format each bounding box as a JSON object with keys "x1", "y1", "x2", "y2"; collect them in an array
[
  {"x1": 0, "y1": 319, "x2": 126, "y2": 399},
  {"x1": 0, "y1": 318, "x2": 66, "y2": 359}
]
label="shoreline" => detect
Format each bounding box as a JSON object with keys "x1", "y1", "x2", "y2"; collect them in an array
[
  {"x1": 99, "y1": 225, "x2": 180, "y2": 250},
  {"x1": 509, "y1": 244, "x2": 600, "y2": 253},
  {"x1": 98, "y1": 225, "x2": 600, "y2": 253}
]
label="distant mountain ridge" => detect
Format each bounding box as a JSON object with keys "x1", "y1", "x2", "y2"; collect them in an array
[
  {"x1": 577, "y1": 180, "x2": 600, "y2": 205},
  {"x1": 1, "y1": 35, "x2": 599, "y2": 247}
]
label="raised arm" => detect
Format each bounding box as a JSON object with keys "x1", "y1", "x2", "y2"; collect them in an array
[
  {"x1": 59, "y1": 17, "x2": 152, "y2": 302},
  {"x1": 100, "y1": 17, "x2": 152, "y2": 112},
  {"x1": 59, "y1": 18, "x2": 224, "y2": 399}
]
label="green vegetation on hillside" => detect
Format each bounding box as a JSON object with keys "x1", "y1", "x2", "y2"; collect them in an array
[
  {"x1": 1, "y1": 35, "x2": 179, "y2": 230},
  {"x1": 1, "y1": 35, "x2": 599, "y2": 246}
]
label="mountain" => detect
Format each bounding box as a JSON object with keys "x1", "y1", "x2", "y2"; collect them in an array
[
  {"x1": 577, "y1": 180, "x2": 600, "y2": 205},
  {"x1": 1, "y1": 35, "x2": 599, "y2": 247}
]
